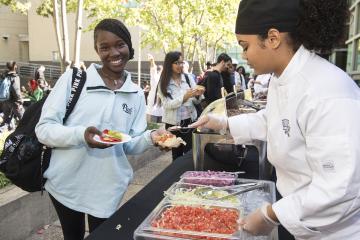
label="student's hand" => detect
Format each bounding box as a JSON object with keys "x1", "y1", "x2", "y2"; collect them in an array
[
  {"x1": 147, "y1": 54, "x2": 154, "y2": 61},
  {"x1": 239, "y1": 203, "x2": 279, "y2": 236},
  {"x1": 194, "y1": 86, "x2": 205, "y2": 96},
  {"x1": 248, "y1": 79, "x2": 255, "y2": 88},
  {"x1": 150, "y1": 129, "x2": 173, "y2": 151},
  {"x1": 183, "y1": 89, "x2": 197, "y2": 102},
  {"x1": 188, "y1": 113, "x2": 227, "y2": 132},
  {"x1": 84, "y1": 126, "x2": 112, "y2": 149}
]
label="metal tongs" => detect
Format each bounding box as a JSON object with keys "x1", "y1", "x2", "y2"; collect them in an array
[
  {"x1": 239, "y1": 99, "x2": 263, "y2": 111},
  {"x1": 194, "y1": 182, "x2": 263, "y2": 200},
  {"x1": 167, "y1": 126, "x2": 196, "y2": 132}
]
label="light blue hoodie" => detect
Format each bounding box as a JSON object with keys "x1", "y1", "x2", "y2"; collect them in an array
[{"x1": 35, "y1": 64, "x2": 153, "y2": 218}]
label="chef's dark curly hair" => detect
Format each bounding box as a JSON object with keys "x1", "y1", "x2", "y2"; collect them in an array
[
  {"x1": 94, "y1": 18, "x2": 135, "y2": 59},
  {"x1": 260, "y1": 0, "x2": 349, "y2": 53}
]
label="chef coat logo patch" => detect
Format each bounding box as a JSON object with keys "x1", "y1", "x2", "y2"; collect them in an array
[
  {"x1": 321, "y1": 160, "x2": 336, "y2": 173},
  {"x1": 122, "y1": 103, "x2": 132, "y2": 115},
  {"x1": 282, "y1": 119, "x2": 290, "y2": 137}
]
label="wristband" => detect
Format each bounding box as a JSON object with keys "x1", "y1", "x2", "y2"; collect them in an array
[{"x1": 261, "y1": 204, "x2": 280, "y2": 226}]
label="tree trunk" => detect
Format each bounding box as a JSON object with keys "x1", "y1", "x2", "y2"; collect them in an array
[
  {"x1": 73, "y1": 0, "x2": 83, "y2": 68},
  {"x1": 61, "y1": 0, "x2": 70, "y2": 71},
  {"x1": 53, "y1": 0, "x2": 64, "y2": 72}
]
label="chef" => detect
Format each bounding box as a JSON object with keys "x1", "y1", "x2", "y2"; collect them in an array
[{"x1": 189, "y1": 0, "x2": 360, "y2": 239}]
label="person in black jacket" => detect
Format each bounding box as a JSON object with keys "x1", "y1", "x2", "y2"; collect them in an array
[
  {"x1": 203, "y1": 53, "x2": 232, "y2": 105},
  {"x1": 0, "y1": 61, "x2": 24, "y2": 131},
  {"x1": 221, "y1": 64, "x2": 234, "y2": 94}
]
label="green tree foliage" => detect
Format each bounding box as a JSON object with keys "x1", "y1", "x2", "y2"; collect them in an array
[
  {"x1": 0, "y1": 0, "x2": 30, "y2": 14},
  {"x1": 87, "y1": 0, "x2": 239, "y2": 71},
  {"x1": 1, "y1": 0, "x2": 239, "y2": 71}
]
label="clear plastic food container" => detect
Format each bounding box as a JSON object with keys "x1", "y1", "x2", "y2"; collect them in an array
[
  {"x1": 135, "y1": 179, "x2": 277, "y2": 240},
  {"x1": 164, "y1": 182, "x2": 243, "y2": 207},
  {"x1": 179, "y1": 171, "x2": 238, "y2": 186},
  {"x1": 134, "y1": 201, "x2": 242, "y2": 240}
]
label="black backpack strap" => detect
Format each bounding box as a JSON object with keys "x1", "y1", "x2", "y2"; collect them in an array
[
  {"x1": 154, "y1": 81, "x2": 159, "y2": 105},
  {"x1": 63, "y1": 67, "x2": 87, "y2": 123},
  {"x1": 184, "y1": 74, "x2": 192, "y2": 88}
]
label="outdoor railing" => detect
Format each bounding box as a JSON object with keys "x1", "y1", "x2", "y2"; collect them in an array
[{"x1": 0, "y1": 62, "x2": 151, "y2": 87}]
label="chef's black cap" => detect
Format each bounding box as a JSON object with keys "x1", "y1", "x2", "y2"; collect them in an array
[
  {"x1": 94, "y1": 18, "x2": 135, "y2": 59},
  {"x1": 235, "y1": 0, "x2": 300, "y2": 34}
]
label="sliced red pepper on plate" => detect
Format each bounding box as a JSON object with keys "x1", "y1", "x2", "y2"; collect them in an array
[{"x1": 100, "y1": 129, "x2": 123, "y2": 142}]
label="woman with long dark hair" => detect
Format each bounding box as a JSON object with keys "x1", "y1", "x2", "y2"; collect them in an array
[
  {"x1": 236, "y1": 65, "x2": 248, "y2": 90},
  {"x1": 157, "y1": 51, "x2": 204, "y2": 160}
]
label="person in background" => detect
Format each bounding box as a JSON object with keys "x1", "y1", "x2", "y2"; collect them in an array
[
  {"x1": 28, "y1": 79, "x2": 38, "y2": 94},
  {"x1": 146, "y1": 53, "x2": 163, "y2": 123},
  {"x1": 231, "y1": 61, "x2": 240, "y2": 88},
  {"x1": 190, "y1": 0, "x2": 360, "y2": 239},
  {"x1": 35, "y1": 65, "x2": 50, "y2": 92},
  {"x1": 206, "y1": 61, "x2": 212, "y2": 71},
  {"x1": 28, "y1": 79, "x2": 44, "y2": 102},
  {"x1": 247, "y1": 73, "x2": 272, "y2": 99},
  {"x1": 236, "y1": 66, "x2": 247, "y2": 90},
  {"x1": 203, "y1": 53, "x2": 232, "y2": 105},
  {"x1": 0, "y1": 61, "x2": 24, "y2": 131},
  {"x1": 35, "y1": 18, "x2": 171, "y2": 240},
  {"x1": 20, "y1": 85, "x2": 32, "y2": 107},
  {"x1": 157, "y1": 51, "x2": 204, "y2": 161},
  {"x1": 143, "y1": 84, "x2": 150, "y2": 105},
  {"x1": 20, "y1": 86, "x2": 29, "y2": 97},
  {"x1": 35, "y1": 65, "x2": 45, "y2": 82},
  {"x1": 196, "y1": 61, "x2": 213, "y2": 84},
  {"x1": 221, "y1": 62, "x2": 234, "y2": 94}
]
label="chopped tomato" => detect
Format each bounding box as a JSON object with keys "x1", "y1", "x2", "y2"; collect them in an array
[
  {"x1": 151, "y1": 205, "x2": 239, "y2": 239},
  {"x1": 157, "y1": 133, "x2": 174, "y2": 143}
]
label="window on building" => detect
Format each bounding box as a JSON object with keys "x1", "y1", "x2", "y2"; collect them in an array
[
  {"x1": 349, "y1": 9, "x2": 356, "y2": 38},
  {"x1": 357, "y1": 7, "x2": 360, "y2": 34},
  {"x1": 52, "y1": 51, "x2": 60, "y2": 62},
  {"x1": 227, "y1": 45, "x2": 241, "y2": 62},
  {"x1": 350, "y1": 0, "x2": 357, "y2": 7},
  {"x1": 347, "y1": 42, "x2": 354, "y2": 72},
  {"x1": 356, "y1": 39, "x2": 360, "y2": 71}
]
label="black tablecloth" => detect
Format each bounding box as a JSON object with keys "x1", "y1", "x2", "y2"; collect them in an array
[
  {"x1": 86, "y1": 148, "x2": 294, "y2": 240},
  {"x1": 85, "y1": 151, "x2": 195, "y2": 240}
]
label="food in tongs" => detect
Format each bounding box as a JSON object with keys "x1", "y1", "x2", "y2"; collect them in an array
[{"x1": 156, "y1": 133, "x2": 186, "y2": 148}]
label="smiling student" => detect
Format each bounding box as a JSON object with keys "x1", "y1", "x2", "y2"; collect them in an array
[
  {"x1": 35, "y1": 19, "x2": 169, "y2": 240},
  {"x1": 189, "y1": 0, "x2": 360, "y2": 239}
]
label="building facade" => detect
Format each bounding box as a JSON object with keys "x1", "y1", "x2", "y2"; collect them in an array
[
  {"x1": 0, "y1": 1, "x2": 164, "y2": 74},
  {"x1": 0, "y1": 7, "x2": 29, "y2": 62},
  {"x1": 346, "y1": 0, "x2": 360, "y2": 85}
]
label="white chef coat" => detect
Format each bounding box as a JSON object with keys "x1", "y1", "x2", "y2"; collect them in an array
[{"x1": 228, "y1": 46, "x2": 360, "y2": 239}]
